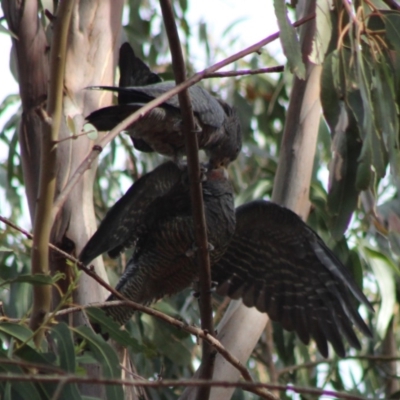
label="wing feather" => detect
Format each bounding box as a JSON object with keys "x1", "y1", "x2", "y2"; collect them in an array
[
  {"x1": 212, "y1": 200, "x2": 372, "y2": 356},
  {"x1": 79, "y1": 161, "x2": 183, "y2": 265}
]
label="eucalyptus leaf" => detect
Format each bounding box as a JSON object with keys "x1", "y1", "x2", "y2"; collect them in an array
[
  {"x1": 0, "y1": 322, "x2": 35, "y2": 346},
  {"x1": 363, "y1": 247, "x2": 396, "y2": 338},
  {"x1": 85, "y1": 307, "x2": 144, "y2": 352},
  {"x1": 0, "y1": 273, "x2": 64, "y2": 288},
  {"x1": 385, "y1": 13, "x2": 400, "y2": 52},
  {"x1": 74, "y1": 326, "x2": 124, "y2": 399},
  {"x1": 309, "y1": 0, "x2": 333, "y2": 64},
  {"x1": 273, "y1": 0, "x2": 305, "y2": 79}
]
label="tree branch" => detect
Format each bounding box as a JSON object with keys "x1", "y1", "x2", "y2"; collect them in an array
[
  {"x1": 0, "y1": 374, "x2": 368, "y2": 400},
  {"x1": 158, "y1": 2, "x2": 216, "y2": 399},
  {"x1": 204, "y1": 66, "x2": 284, "y2": 78},
  {"x1": 30, "y1": 0, "x2": 76, "y2": 345}
]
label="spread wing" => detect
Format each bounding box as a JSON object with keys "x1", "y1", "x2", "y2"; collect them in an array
[
  {"x1": 79, "y1": 161, "x2": 184, "y2": 265},
  {"x1": 212, "y1": 200, "x2": 373, "y2": 357}
]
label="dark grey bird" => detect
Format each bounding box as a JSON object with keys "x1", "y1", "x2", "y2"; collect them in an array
[
  {"x1": 118, "y1": 42, "x2": 162, "y2": 91},
  {"x1": 212, "y1": 200, "x2": 373, "y2": 357},
  {"x1": 86, "y1": 43, "x2": 242, "y2": 167},
  {"x1": 116, "y1": 42, "x2": 162, "y2": 153},
  {"x1": 79, "y1": 161, "x2": 186, "y2": 265},
  {"x1": 102, "y1": 165, "x2": 236, "y2": 325}
]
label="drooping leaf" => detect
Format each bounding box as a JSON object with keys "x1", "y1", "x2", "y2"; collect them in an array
[
  {"x1": 49, "y1": 323, "x2": 82, "y2": 400},
  {"x1": 309, "y1": 0, "x2": 333, "y2": 64},
  {"x1": 321, "y1": 51, "x2": 362, "y2": 238},
  {"x1": 0, "y1": 322, "x2": 35, "y2": 346},
  {"x1": 273, "y1": 0, "x2": 306, "y2": 79},
  {"x1": 0, "y1": 273, "x2": 64, "y2": 288},
  {"x1": 85, "y1": 307, "x2": 144, "y2": 353},
  {"x1": 385, "y1": 12, "x2": 400, "y2": 52},
  {"x1": 50, "y1": 323, "x2": 76, "y2": 372},
  {"x1": 73, "y1": 326, "x2": 124, "y2": 399},
  {"x1": 363, "y1": 247, "x2": 397, "y2": 338}
]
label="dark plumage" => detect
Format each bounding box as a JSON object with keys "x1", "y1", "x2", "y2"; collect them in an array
[
  {"x1": 79, "y1": 158, "x2": 370, "y2": 357},
  {"x1": 79, "y1": 161, "x2": 186, "y2": 265},
  {"x1": 118, "y1": 42, "x2": 162, "y2": 92},
  {"x1": 212, "y1": 200, "x2": 373, "y2": 357},
  {"x1": 86, "y1": 43, "x2": 242, "y2": 167},
  {"x1": 103, "y1": 165, "x2": 236, "y2": 325}
]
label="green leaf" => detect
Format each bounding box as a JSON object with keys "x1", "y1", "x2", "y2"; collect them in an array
[
  {"x1": 0, "y1": 322, "x2": 35, "y2": 346},
  {"x1": 0, "y1": 273, "x2": 64, "y2": 288},
  {"x1": 373, "y1": 57, "x2": 399, "y2": 181},
  {"x1": 85, "y1": 307, "x2": 143, "y2": 352},
  {"x1": 385, "y1": 13, "x2": 400, "y2": 52},
  {"x1": 363, "y1": 247, "x2": 397, "y2": 338},
  {"x1": 50, "y1": 323, "x2": 82, "y2": 400},
  {"x1": 0, "y1": 246, "x2": 13, "y2": 252},
  {"x1": 73, "y1": 326, "x2": 124, "y2": 399},
  {"x1": 309, "y1": 0, "x2": 333, "y2": 64},
  {"x1": 141, "y1": 313, "x2": 192, "y2": 366},
  {"x1": 14, "y1": 345, "x2": 56, "y2": 366},
  {"x1": 50, "y1": 323, "x2": 76, "y2": 372},
  {"x1": 0, "y1": 362, "x2": 43, "y2": 400},
  {"x1": 273, "y1": 0, "x2": 305, "y2": 79},
  {"x1": 388, "y1": 212, "x2": 400, "y2": 256}
]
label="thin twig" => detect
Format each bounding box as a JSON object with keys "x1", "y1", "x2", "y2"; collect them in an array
[
  {"x1": 0, "y1": 374, "x2": 368, "y2": 399},
  {"x1": 50, "y1": 12, "x2": 315, "y2": 223},
  {"x1": 204, "y1": 66, "x2": 284, "y2": 78},
  {"x1": 158, "y1": 2, "x2": 216, "y2": 400},
  {"x1": 277, "y1": 355, "x2": 400, "y2": 377}
]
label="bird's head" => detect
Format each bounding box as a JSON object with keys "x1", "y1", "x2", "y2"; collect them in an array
[{"x1": 207, "y1": 100, "x2": 242, "y2": 169}]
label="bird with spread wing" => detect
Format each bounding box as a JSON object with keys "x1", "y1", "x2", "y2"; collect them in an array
[
  {"x1": 212, "y1": 200, "x2": 373, "y2": 357},
  {"x1": 80, "y1": 162, "x2": 372, "y2": 357}
]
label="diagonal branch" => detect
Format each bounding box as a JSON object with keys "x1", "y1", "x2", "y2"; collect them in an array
[{"x1": 204, "y1": 66, "x2": 284, "y2": 78}]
